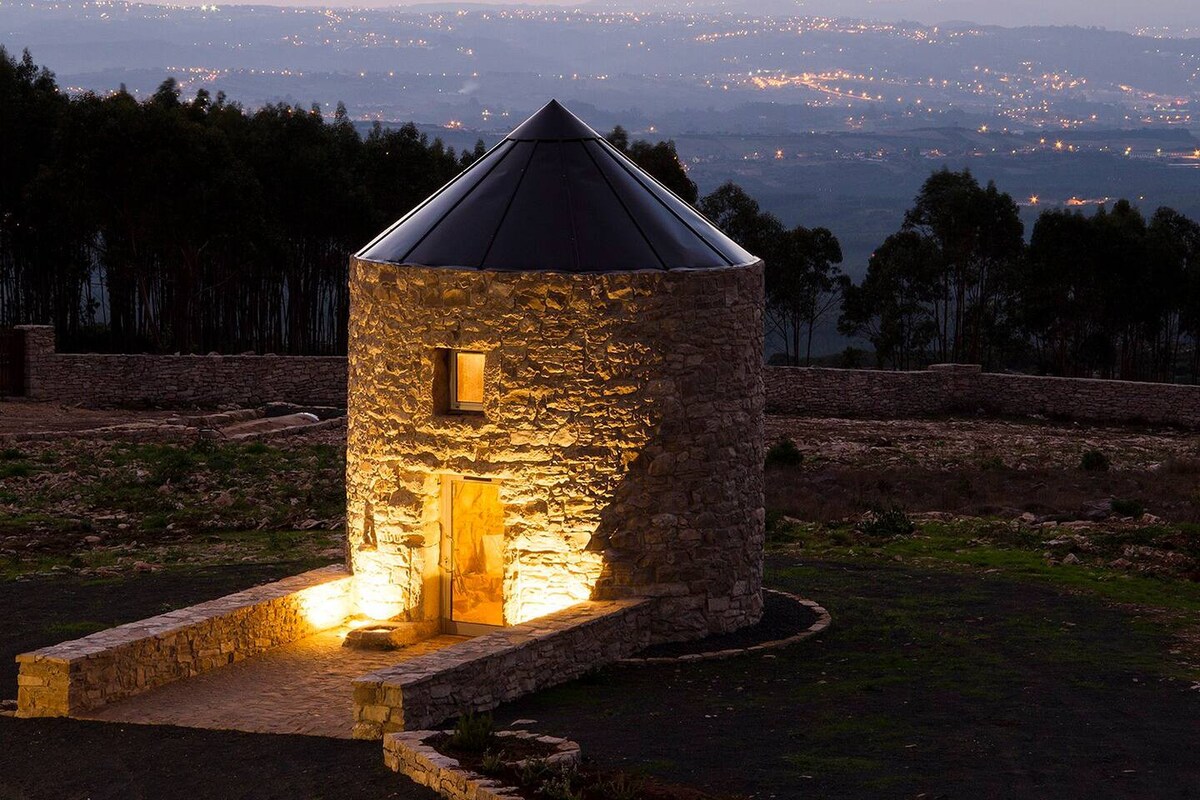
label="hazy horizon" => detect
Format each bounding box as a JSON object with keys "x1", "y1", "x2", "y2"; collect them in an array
[{"x1": 185, "y1": 0, "x2": 1198, "y2": 34}]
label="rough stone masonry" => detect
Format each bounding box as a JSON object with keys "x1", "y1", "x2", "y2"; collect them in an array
[{"x1": 345, "y1": 259, "x2": 766, "y2": 642}]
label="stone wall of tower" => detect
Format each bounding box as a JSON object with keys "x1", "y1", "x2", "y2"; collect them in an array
[{"x1": 346, "y1": 259, "x2": 765, "y2": 641}]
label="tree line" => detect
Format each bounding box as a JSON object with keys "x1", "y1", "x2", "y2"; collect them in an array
[
  {"x1": 6, "y1": 49, "x2": 1200, "y2": 381},
  {"x1": 680, "y1": 170, "x2": 1200, "y2": 383},
  {"x1": 1, "y1": 47, "x2": 483, "y2": 354},
  {"x1": 840, "y1": 170, "x2": 1200, "y2": 381}
]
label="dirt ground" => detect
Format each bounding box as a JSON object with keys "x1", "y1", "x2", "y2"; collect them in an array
[
  {"x1": 3, "y1": 408, "x2": 1200, "y2": 798},
  {"x1": 765, "y1": 416, "x2": 1200, "y2": 524},
  {"x1": 0, "y1": 399, "x2": 178, "y2": 435}
]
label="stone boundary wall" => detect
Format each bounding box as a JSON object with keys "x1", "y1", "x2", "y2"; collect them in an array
[
  {"x1": 352, "y1": 598, "x2": 653, "y2": 738},
  {"x1": 16, "y1": 323, "x2": 1200, "y2": 427},
  {"x1": 13, "y1": 325, "x2": 346, "y2": 408},
  {"x1": 16, "y1": 565, "x2": 352, "y2": 717},
  {"x1": 767, "y1": 363, "x2": 1200, "y2": 428}
]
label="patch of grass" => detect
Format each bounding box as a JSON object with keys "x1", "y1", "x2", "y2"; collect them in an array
[
  {"x1": 0, "y1": 448, "x2": 26, "y2": 460},
  {"x1": 880, "y1": 524, "x2": 1200, "y2": 614},
  {"x1": 42, "y1": 620, "x2": 111, "y2": 638},
  {"x1": 267, "y1": 530, "x2": 307, "y2": 552},
  {"x1": 0, "y1": 513, "x2": 83, "y2": 533}
]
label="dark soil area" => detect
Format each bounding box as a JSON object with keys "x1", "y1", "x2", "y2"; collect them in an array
[
  {"x1": 492, "y1": 554, "x2": 1200, "y2": 799},
  {"x1": 0, "y1": 717, "x2": 433, "y2": 800},
  {"x1": 634, "y1": 590, "x2": 818, "y2": 659},
  {"x1": 431, "y1": 733, "x2": 725, "y2": 800},
  {"x1": 429, "y1": 730, "x2": 559, "y2": 763}
]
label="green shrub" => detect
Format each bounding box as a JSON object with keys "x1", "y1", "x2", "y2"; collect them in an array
[
  {"x1": 191, "y1": 436, "x2": 220, "y2": 455},
  {"x1": 0, "y1": 448, "x2": 25, "y2": 460},
  {"x1": 764, "y1": 511, "x2": 805, "y2": 544},
  {"x1": 518, "y1": 758, "x2": 552, "y2": 786},
  {"x1": 448, "y1": 711, "x2": 495, "y2": 753},
  {"x1": 765, "y1": 437, "x2": 803, "y2": 468},
  {"x1": 479, "y1": 750, "x2": 505, "y2": 776},
  {"x1": 151, "y1": 447, "x2": 197, "y2": 485},
  {"x1": 536, "y1": 765, "x2": 584, "y2": 800},
  {"x1": 1111, "y1": 498, "x2": 1145, "y2": 518},
  {"x1": 596, "y1": 772, "x2": 644, "y2": 800},
  {"x1": 1080, "y1": 450, "x2": 1110, "y2": 472},
  {"x1": 0, "y1": 462, "x2": 32, "y2": 479},
  {"x1": 861, "y1": 506, "x2": 915, "y2": 538},
  {"x1": 979, "y1": 455, "x2": 1006, "y2": 471},
  {"x1": 141, "y1": 512, "x2": 171, "y2": 532}
]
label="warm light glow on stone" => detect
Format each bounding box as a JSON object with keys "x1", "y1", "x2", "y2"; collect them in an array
[
  {"x1": 346, "y1": 260, "x2": 765, "y2": 641},
  {"x1": 351, "y1": 549, "x2": 419, "y2": 621},
  {"x1": 298, "y1": 579, "x2": 354, "y2": 630}
]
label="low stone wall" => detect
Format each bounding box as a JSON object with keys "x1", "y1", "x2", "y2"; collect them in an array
[
  {"x1": 767, "y1": 363, "x2": 1200, "y2": 428},
  {"x1": 17, "y1": 323, "x2": 1200, "y2": 426},
  {"x1": 14, "y1": 325, "x2": 346, "y2": 408},
  {"x1": 16, "y1": 565, "x2": 353, "y2": 717},
  {"x1": 352, "y1": 598, "x2": 653, "y2": 738}
]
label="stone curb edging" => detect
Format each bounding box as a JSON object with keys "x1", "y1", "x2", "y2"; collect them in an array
[
  {"x1": 224, "y1": 416, "x2": 346, "y2": 442},
  {"x1": 616, "y1": 589, "x2": 831, "y2": 666},
  {"x1": 383, "y1": 729, "x2": 581, "y2": 800}
]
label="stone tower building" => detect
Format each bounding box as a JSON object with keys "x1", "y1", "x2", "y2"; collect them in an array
[{"x1": 346, "y1": 100, "x2": 764, "y2": 642}]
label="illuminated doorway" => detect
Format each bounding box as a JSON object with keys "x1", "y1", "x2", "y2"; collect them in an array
[{"x1": 441, "y1": 477, "x2": 505, "y2": 635}]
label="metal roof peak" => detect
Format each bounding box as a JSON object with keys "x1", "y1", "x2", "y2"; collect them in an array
[
  {"x1": 505, "y1": 99, "x2": 601, "y2": 141},
  {"x1": 356, "y1": 100, "x2": 756, "y2": 273}
]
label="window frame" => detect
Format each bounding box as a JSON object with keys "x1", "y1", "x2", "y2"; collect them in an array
[{"x1": 448, "y1": 349, "x2": 486, "y2": 413}]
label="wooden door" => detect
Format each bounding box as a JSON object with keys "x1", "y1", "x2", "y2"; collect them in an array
[{"x1": 444, "y1": 479, "x2": 504, "y2": 632}]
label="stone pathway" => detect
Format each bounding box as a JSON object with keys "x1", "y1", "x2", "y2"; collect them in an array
[{"x1": 85, "y1": 630, "x2": 467, "y2": 738}]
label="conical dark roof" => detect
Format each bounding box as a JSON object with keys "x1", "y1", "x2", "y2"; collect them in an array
[{"x1": 356, "y1": 100, "x2": 755, "y2": 272}]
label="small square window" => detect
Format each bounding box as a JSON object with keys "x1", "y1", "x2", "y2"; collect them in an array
[{"x1": 449, "y1": 350, "x2": 485, "y2": 412}]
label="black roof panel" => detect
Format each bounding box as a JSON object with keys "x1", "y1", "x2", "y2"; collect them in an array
[{"x1": 357, "y1": 100, "x2": 756, "y2": 272}]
